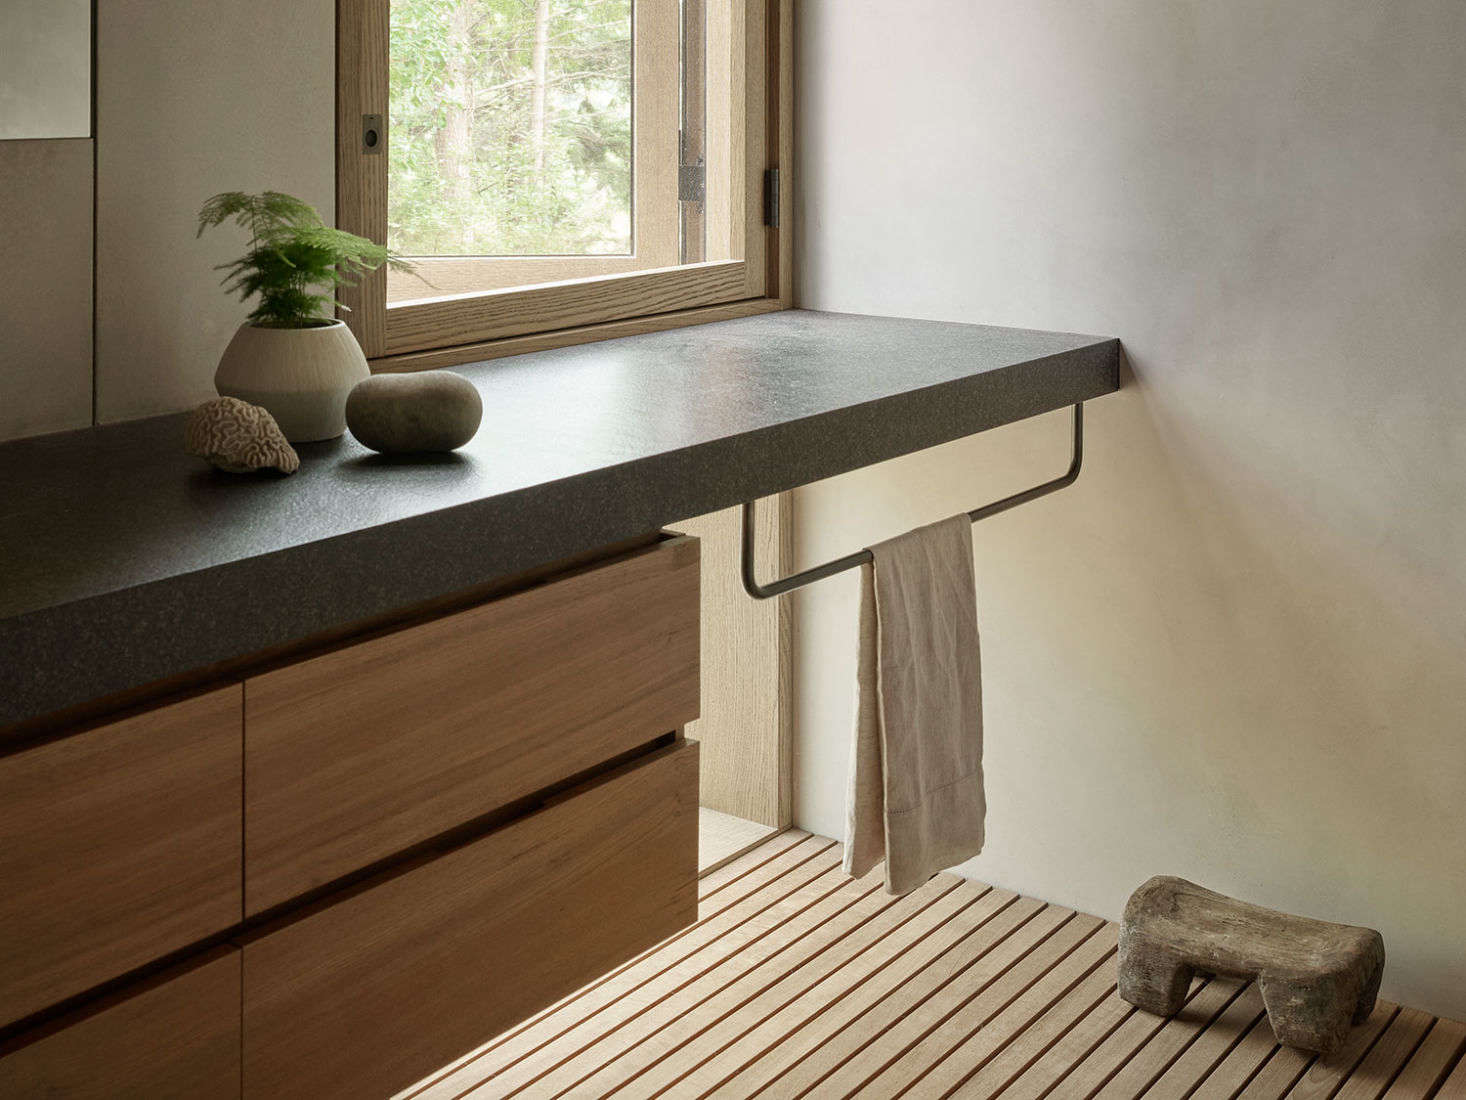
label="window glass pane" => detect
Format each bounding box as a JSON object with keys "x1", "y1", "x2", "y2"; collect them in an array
[
  {"x1": 387, "y1": 0, "x2": 734, "y2": 305},
  {"x1": 388, "y1": 0, "x2": 633, "y2": 258}
]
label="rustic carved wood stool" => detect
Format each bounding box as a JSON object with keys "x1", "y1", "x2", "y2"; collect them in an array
[{"x1": 1118, "y1": 876, "x2": 1385, "y2": 1053}]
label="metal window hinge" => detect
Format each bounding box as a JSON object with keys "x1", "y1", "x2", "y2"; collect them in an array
[
  {"x1": 679, "y1": 129, "x2": 705, "y2": 203},
  {"x1": 763, "y1": 168, "x2": 780, "y2": 228},
  {"x1": 679, "y1": 162, "x2": 705, "y2": 203}
]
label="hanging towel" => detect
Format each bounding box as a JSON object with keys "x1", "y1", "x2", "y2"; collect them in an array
[{"x1": 844, "y1": 514, "x2": 986, "y2": 896}]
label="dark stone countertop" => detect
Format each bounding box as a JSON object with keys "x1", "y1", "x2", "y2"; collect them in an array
[{"x1": 0, "y1": 310, "x2": 1119, "y2": 727}]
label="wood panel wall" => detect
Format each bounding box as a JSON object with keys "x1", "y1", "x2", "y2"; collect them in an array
[{"x1": 673, "y1": 496, "x2": 791, "y2": 828}]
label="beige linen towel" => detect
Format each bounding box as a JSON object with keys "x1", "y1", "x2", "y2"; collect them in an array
[{"x1": 844, "y1": 514, "x2": 985, "y2": 896}]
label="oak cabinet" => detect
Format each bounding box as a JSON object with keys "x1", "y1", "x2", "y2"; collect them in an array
[
  {"x1": 240, "y1": 741, "x2": 699, "y2": 1099},
  {"x1": 0, "y1": 536, "x2": 700, "y2": 1095},
  {"x1": 243, "y1": 536, "x2": 700, "y2": 913},
  {"x1": 0, "y1": 686, "x2": 242, "y2": 1028},
  {"x1": 0, "y1": 948, "x2": 241, "y2": 1100}
]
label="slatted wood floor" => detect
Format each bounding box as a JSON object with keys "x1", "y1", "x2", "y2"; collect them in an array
[{"x1": 397, "y1": 831, "x2": 1466, "y2": 1099}]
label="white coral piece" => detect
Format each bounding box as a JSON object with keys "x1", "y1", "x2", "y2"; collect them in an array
[{"x1": 185, "y1": 397, "x2": 300, "y2": 475}]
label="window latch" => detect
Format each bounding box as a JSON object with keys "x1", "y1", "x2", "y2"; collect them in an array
[
  {"x1": 361, "y1": 114, "x2": 384, "y2": 155},
  {"x1": 763, "y1": 168, "x2": 780, "y2": 228}
]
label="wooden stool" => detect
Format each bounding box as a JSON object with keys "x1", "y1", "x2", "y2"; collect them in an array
[{"x1": 1118, "y1": 876, "x2": 1385, "y2": 1053}]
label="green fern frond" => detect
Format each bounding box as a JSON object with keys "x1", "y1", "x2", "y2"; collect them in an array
[{"x1": 197, "y1": 190, "x2": 410, "y2": 328}]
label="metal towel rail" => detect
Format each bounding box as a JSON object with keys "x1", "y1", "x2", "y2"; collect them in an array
[{"x1": 740, "y1": 402, "x2": 1085, "y2": 600}]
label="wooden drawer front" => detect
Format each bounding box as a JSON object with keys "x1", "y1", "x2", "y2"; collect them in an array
[
  {"x1": 0, "y1": 687, "x2": 243, "y2": 1028},
  {"x1": 0, "y1": 947, "x2": 241, "y2": 1100},
  {"x1": 244, "y1": 536, "x2": 699, "y2": 914},
  {"x1": 241, "y1": 741, "x2": 698, "y2": 1099}
]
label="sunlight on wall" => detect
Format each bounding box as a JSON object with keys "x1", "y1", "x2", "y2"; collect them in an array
[{"x1": 794, "y1": 0, "x2": 1466, "y2": 1018}]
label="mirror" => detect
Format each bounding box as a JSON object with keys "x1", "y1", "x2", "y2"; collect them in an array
[{"x1": 0, "y1": 0, "x2": 90, "y2": 140}]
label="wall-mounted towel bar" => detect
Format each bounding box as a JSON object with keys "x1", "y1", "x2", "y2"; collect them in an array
[{"x1": 740, "y1": 403, "x2": 1085, "y2": 600}]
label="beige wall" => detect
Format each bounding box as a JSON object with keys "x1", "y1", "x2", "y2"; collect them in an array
[
  {"x1": 0, "y1": 1, "x2": 334, "y2": 444},
  {"x1": 793, "y1": 0, "x2": 1466, "y2": 1017},
  {"x1": 96, "y1": 0, "x2": 335, "y2": 423},
  {"x1": 0, "y1": 139, "x2": 94, "y2": 441},
  {"x1": 0, "y1": 0, "x2": 90, "y2": 140},
  {"x1": 0, "y1": 3, "x2": 91, "y2": 440}
]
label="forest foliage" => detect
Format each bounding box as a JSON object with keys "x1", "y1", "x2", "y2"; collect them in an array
[{"x1": 389, "y1": 0, "x2": 633, "y2": 258}]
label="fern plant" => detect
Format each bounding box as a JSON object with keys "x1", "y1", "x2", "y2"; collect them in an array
[{"x1": 197, "y1": 191, "x2": 408, "y2": 328}]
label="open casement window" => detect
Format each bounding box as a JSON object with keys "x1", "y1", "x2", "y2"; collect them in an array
[{"x1": 338, "y1": 0, "x2": 791, "y2": 367}]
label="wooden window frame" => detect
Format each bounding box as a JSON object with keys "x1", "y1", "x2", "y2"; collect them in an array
[{"x1": 337, "y1": 0, "x2": 793, "y2": 372}]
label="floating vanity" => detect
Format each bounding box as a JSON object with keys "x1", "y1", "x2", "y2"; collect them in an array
[{"x1": 0, "y1": 310, "x2": 1119, "y2": 1097}]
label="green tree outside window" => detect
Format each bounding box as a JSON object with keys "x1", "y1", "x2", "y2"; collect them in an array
[{"x1": 389, "y1": 0, "x2": 633, "y2": 258}]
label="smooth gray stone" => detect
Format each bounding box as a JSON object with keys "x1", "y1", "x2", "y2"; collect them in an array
[
  {"x1": 346, "y1": 371, "x2": 483, "y2": 453},
  {"x1": 1118, "y1": 875, "x2": 1385, "y2": 1053},
  {"x1": 0, "y1": 310, "x2": 1120, "y2": 728}
]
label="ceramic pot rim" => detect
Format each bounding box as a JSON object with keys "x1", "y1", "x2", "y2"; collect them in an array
[{"x1": 241, "y1": 319, "x2": 348, "y2": 334}]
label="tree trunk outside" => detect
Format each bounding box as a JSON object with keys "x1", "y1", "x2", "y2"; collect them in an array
[
  {"x1": 434, "y1": 1, "x2": 476, "y2": 246},
  {"x1": 531, "y1": 0, "x2": 551, "y2": 177}
]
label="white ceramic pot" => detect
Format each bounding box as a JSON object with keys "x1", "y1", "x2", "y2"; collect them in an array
[{"x1": 214, "y1": 320, "x2": 371, "y2": 442}]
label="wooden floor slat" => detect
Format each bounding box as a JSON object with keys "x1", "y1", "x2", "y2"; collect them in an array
[
  {"x1": 702, "y1": 884, "x2": 1022, "y2": 1099},
  {"x1": 895, "y1": 922, "x2": 1113, "y2": 1097},
  {"x1": 403, "y1": 832, "x2": 1466, "y2": 1100},
  {"x1": 1187, "y1": 1010, "x2": 1284, "y2": 1100},
  {"x1": 1088, "y1": 976, "x2": 1248, "y2": 1098},
  {"x1": 599, "y1": 875, "x2": 966, "y2": 1098},
  {"x1": 1335, "y1": 1007, "x2": 1436, "y2": 1100},
  {"x1": 1385, "y1": 1018, "x2": 1466, "y2": 1098},
  {"x1": 1437, "y1": 1051, "x2": 1466, "y2": 1098},
  {"x1": 995, "y1": 982, "x2": 1156, "y2": 1100},
  {"x1": 652, "y1": 877, "x2": 981, "y2": 1098},
  {"x1": 1238, "y1": 1041, "x2": 1319, "y2": 1099},
  {"x1": 946, "y1": 948, "x2": 1120, "y2": 1098},
  {"x1": 1142, "y1": 981, "x2": 1268, "y2": 1099},
  {"x1": 812, "y1": 902, "x2": 1080, "y2": 1097},
  {"x1": 1285, "y1": 1002, "x2": 1399, "y2": 1099},
  {"x1": 860, "y1": 912, "x2": 1106, "y2": 1097},
  {"x1": 766, "y1": 893, "x2": 1054, "y2": 1097}
]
